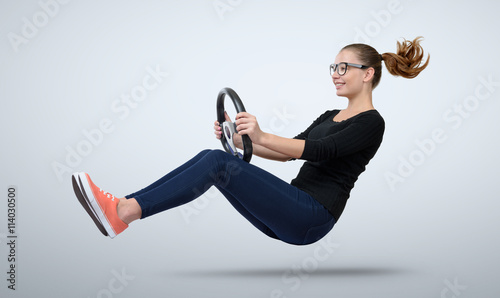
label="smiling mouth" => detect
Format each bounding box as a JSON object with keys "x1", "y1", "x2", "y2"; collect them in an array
[{"x1": 334, "y1": 82, "x2": 345, "y2": 89}]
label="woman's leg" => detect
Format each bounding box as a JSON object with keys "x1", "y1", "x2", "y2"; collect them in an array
[
  {"x1": 125, "y1": 149, "x2": 212, "y2": 199},
  {"x1": 116, "y1": 149, "x2": 279, "y2": 237},
  {"x1": 216, "y1": 187, "x2": 279, "y2": 240},
  {"x1": 115, "y1": 150, "x2": 213, "y2": 224},
  {"x1": 73, "y1": 150, "x2": 213, "y2": 237},
  {"x1": 129, "y1": 149, "x2": 335, "y2": 245}
]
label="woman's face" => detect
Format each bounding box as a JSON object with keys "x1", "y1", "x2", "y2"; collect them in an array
[{"x1": 331, "y1": 50, "x2": 367, "y2": 98}]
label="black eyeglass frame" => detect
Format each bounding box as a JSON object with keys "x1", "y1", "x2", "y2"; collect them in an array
[{"x1": 330, "y1": 62, "x2": 369, "y2": 76}]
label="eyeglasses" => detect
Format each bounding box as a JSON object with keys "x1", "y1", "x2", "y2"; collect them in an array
[{"x1": 330, "y1": 62, "x2": 369, "y2": 76}]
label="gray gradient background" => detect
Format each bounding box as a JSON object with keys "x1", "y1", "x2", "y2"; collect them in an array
[{"x1": 1, "y1": 0, "x2": 499, "y2": 297}]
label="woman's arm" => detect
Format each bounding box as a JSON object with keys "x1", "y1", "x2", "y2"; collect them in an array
[
  {"x1": 234, "y1": 112, "x2": 305, "y2": 160},
  {"x1": 232, "y1": 133, "x2": 298, "y2": 162},
  {"x1": 214, "y1": 112, "x2": 305, "y2": 162}
]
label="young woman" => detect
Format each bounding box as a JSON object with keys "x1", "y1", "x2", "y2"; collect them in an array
[{"x1": 72, "y1": 37, "x2": 429, "y2": 245}]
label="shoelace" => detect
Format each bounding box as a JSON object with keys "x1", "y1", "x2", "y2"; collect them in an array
[{"x1": 99, "y1": 188, "x2": 115, "y2": 200}]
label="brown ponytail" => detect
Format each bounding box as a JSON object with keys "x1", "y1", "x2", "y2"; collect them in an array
[
  {"x1": 381, "y1": 36, "x2": 429, "y2": 79},
  {"x1": 342, "y1": 36, "x2": 429, "y2": 89}
]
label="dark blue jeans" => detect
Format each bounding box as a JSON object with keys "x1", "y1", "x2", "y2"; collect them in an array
[{"x1": 125, "y1": 149, "x2": 335, "y2": 245}]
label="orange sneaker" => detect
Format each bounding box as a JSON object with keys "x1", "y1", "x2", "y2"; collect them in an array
[
  {"x1": 72, "y1": 172, "x2": 128, "y2": 238},
  {"x1": 72, "y1": 173, "x2": 108, "y2": 237}
]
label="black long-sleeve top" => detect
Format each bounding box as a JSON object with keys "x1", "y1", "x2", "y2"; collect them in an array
[{"x1": 291, "y1": 109, "x2": 385, "y2": 221}]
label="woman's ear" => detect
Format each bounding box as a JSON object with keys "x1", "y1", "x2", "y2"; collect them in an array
[{"x1": 363, "y1": 67, "x2": 375, "y2": 83}]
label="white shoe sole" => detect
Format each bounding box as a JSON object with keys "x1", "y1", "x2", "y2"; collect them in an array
[
  {"x1": 72, "y1": 172, "x2": 108, "y2": 236},
  {"x1": 72, "y1": 172, "x2": 117, "y2": 238}
]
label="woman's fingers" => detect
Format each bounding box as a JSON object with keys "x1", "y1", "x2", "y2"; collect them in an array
[
  {"x1": 234, "y1": 113, "x2": 257, "y2": 135},
  {"x1": 233, "y1": 112, "x2": 264, "y2": 143},
  {"x1": 235, "y1": 112, "x2": 254, "y2": 125},
  {"x1": 214, "y1": 120, "x2": 222, "y2": 139},
  {"x1": 235, "y1": 112, "x2": 251, "y2": 120}
]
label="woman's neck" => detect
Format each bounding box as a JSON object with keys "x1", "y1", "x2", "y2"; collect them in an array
[{"x1": 345, "y1": 91, "x2": 374, "y2": 112}]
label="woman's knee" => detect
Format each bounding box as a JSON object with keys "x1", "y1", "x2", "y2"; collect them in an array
[
  {"x1": 205, "y1": 150, "x2": 245, "y2": 186},
  {"x1": 204, "y1": 149, "x2": 233, "y2": 165},
  {"x1": 195, "y1": 149, "x2": 225, "y2": 161},
  {"x1": 208, "y1": 149, "x2": 228, "y2": 157},
  {"x1": 198, "y1": 149, "x2": 214, "y2": 156}
]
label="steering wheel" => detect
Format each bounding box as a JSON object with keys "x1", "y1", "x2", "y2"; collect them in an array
[{"x1": 216, "y1": 87, "x2": 253, "y2": 162}]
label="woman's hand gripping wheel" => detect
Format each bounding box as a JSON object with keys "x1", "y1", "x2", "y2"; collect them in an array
[{"x1": 216, "y1": 87, "x2": 253, "y2": 162}]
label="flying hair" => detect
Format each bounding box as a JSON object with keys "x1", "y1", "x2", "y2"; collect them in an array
[{"x1": 341, "y1": 36, "x2": 430, "y2": 89}]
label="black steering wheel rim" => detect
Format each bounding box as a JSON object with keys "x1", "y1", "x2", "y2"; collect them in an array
[{"x1": 216, "y1": 87, "x2": 253, "y2": 162}]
